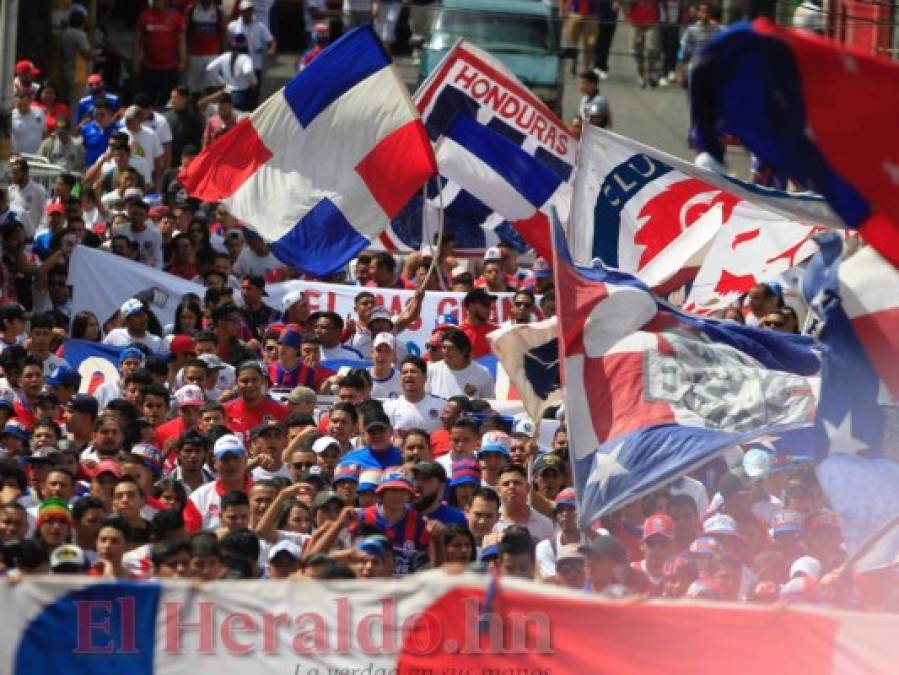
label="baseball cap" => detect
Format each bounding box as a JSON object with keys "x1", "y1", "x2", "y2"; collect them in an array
[
  {"x1": 241, "y1": 274, "x2": 268, "y2": 296},
  {"x1": 368, "y1": 306, "x2": 393, "y2": 326},
  {"x1": 170, "y1": 334, "x2": 197, "y2": 357},
  {"x1": 768, "y1": 509, "x2": 805, "y2": 538},
  {"x1": 513, "y1": 417, "x2": 535, "y2": 436},
  {"x1": 47, "y1": 365, "x2": 81, "y2": 388},
  {"x1": 149, "y1": 205, "x2": 170, "y2": 220},
  {"x1": 124, "y1": 104, "x2": 143, "y2": 120},
  {"x1": 15, "y1": 60, "x2": 39, "y2": 76},
  {"x1": 355, "y1": 535, "x2": 389, "y2": 560},
  {"x1": 311, "y1": 490, "x2": 344, "y2": 512},
  {"x1": 120, "y1": 298, "x2": 145, "y2": 317},
  {"x1": 131, "y1": 443, "x2": 163, "y2": 476},
  {"x1": 250, "y1": 419, "x2": 285, "y2": 439},
  {"x1": 0, "y1": 390, "x2": 14, "y2": 413},
  {"x1": 91, "y1": 460, "x2": 124, "y2": 479},
  {"x1": 533, "y1": 453, "x2": 564, "y2": 476},
  {"x1": 281, "y1": 289, "x2": 306, "y2": 313},
  {"x1": 463, "y1": 288, "x2": 496, "y2": 307},
  {"x1": 358, "y1": 468, "x2": 383, "y2": 492},
  {"x1": 376, "y1": 467, "x2": 414, "y2": 494},
  {"x1": 332, "y1": 463, "x2": 361, "y2": 484},
  {"x1": 412, "y1": 460, "x2": 446, "y2": 482},
  {"x1": 119, "y1": 347, "x2": 145, "y2": 365},
  {"x1": 22, "y1": 447, "x2": 63, "y2": 466},
  {"x1": 449, "y1": 458, "x2": 481, "y2": 488},
  {"x1": 372, "y1": 332, "x2": 396, "y2": 351},
  {"x1": 122, "y1": 187, "x2": 145, "y2": 202},
  {"x1": 579, "y1": 535, "x2": 628, "y2": 564},
  {"x1": 642, "y1": 513, "x2": 675, "y2": 541},
  {"x1": 175, "y1": 385, "x2": 205, "y2": 408},
  {"x1": 702, "y1": 513, "x2": 740, "y2": 538},
  {"x1": 364, "y1": 412, "x2": 392, "y2": 432},
  {"x1": 278, "y1": 329, "x2": 302, "y2": 351},
  {"x1": 688, "y1": 535, "x2": 723, "y2": 556},
  {"x1": 312, "y1": 435, "x2": 340, "y2": 454},
  {"x1": 555, "y1": 543, "x2": 585, "y2": 564},
  {"x1": 286, "y1": 386, "x2": 316, "y2": 405},
  {"x1": 300, "y1": 465, "x2": 329, "y2": 487},
  {"x1": 435, "y1": 312, "x2": 459, "y2": 329},
  {"x1": 478, "y1": 431, "x2": 511, "y2": 457},
  {"x1": 50, "y1": 544, "x2": 87, "y2": 573},
  {"x1": 1, "y1": 419, "x2": 29, "y2": 441},
  {"x1": 45, "y1": 202, "x2": 65, "y2": 217},
  {"x1": 86, "y1": 73, "x2": 104, "y2": 88},
  {"x1": 554, "y1": 487, "x2": 577, "y2": 510},
  {"x1": 198, "y1": 353, "x2": 225, "y2": 370},
  {"x1": 790, "y1": 555, "x2": 822, "y2": 581},
  {"x1": 267, "y1": 540, "x2": 301, "y2": 562},
  {"x1": 213, "y1": 434, "x2": 246, "y2": 459},
  {"x1": 483, "y1": 246, "x2": 504, "y2": 262},
  {"x1": 66, "y1": 394, "x2": 98, "y2": 417},
  {"x1": 532, "y1": 257, "x2": 551, "y2": 278}
]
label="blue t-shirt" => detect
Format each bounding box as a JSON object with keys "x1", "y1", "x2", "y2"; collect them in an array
[
  {"x1": 81, "y1": 120, "x2": 120, "y2": 166},
  {"x1": 75, "y1": 92, "x2": 121, "y2": 125},
  {"x1": 427, "y1": 503, "x2": 467, "y2": 526},
  {"x1": 340, "y1": 445, "x2": 403, "y2": 470}
]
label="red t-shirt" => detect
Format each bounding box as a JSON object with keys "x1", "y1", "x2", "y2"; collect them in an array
[
  {"x1": 430, "y1": 428, "x2": 451, "y2": 458},
  {"x1": 156, "y1": 417, "x2": 187, "y2": 458},
  {"x1": 461, "y1": 321, "x2": 498, "y2": 359},
  {"x1": 627, "y1": 0, "x2": 658, "y2": 27},
  {"x1": 137, "y1": 8, "x2": 186, "y2": 70},
  {"x1": 224, "y1": 396, "x2": 289, "y2": 434}
]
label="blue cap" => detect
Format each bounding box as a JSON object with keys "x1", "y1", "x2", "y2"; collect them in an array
[
  {"x1": 355, "y1": 536, "x2": 390, "y2": 560},
  {"x1": 119, "y1": 347, "x2": 145, "y2": 365},
  {"x1": 479, "y1": 544, "x2": 499, "y2": 561},
  {"x1": 47, "y1": 365, "x2": 81, "y2": 389},
  {"x1": 2, "y1": 420, "x2": 30, "y2": 441},
  {"x1": 278, "y1": 329, "x2": 302, "y2": 351}
]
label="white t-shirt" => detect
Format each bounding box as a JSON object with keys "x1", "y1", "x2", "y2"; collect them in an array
[
  {"x1": 11, "y1": 107, "x2": 45, "y2": 155},
  {"x1": 145, "y1": 111, "x2": 173, "y2": 146},
  {"x1": 536, "y1": 532, "x2": 584, "y2": 578},
  {"x1": 321, "y1": 343, "x2": 365, "y2": 362},
  {"x1": 93, "y1": 381, "x2": 121, "y2": 411},
  {"x1": 113, "y1": 221, "x2": 164, "y2": 269},
  {"x1": 369, "y1": 367, "x2": 402, "y2": 400},
  {"x1": 103, "y1": 327, "x2": 166, "y2": 354},
  {"x1": 233, "y1": 248, "x2": 283, "y2": 278},
  {"x1": 494, "y1": 506, "x2": 555, "y2": 543},
  {"x1": 426, "y1": 360, "x2": 495, "y2": 399},
  {"x1": 206, "y1": 52, "x2": 257, "y2": 92},
  {"x1": 123, "y1": 125, "x2": 164, "y2": 180},
  {"x1": 384, "y1": 393, "x2": 444, "y2": 434},
  {"x1": 8, "y1": 180, "x2": 48, "y2": 239},
  {"x1": 227, "y1": 18, "x2": 273, "y2": 71},
  {"x1": 251, "y1": 462, "x2": 292, "y2": 481}
]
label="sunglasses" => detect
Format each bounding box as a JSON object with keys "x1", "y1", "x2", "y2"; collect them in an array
[{"x1": 514, "y1": 301, "x2": 533, "y2": 308}]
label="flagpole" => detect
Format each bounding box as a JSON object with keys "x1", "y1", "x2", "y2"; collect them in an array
[{"x1": 420, "y1": 179, "x2": 445, "y2": 291}]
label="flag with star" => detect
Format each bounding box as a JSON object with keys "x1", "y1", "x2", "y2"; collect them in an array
[
  {"x1": 802, "y1": 232, "x2": 899, "y2": 571},
  {"x1": 550, "y1": 213, "x2": 820, "y2": 525},
  {"x1": 690, "y1": 19, "x2": 899, "y2": 270}
]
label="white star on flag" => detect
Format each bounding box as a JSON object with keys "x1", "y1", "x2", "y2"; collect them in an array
[
  {"x1": 586, "y1": 441, "x2": 629, "y2": 497},
  {"x1": 883, "y1": 161, "x2": 899, "y2": 186},
  {"x1": 822, "y1": 412, "x2": 869, "y2": 456}
]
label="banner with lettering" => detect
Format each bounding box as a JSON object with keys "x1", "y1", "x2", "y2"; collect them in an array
[
  {"x1": 381, "y1": 40, "x2": 576, "y2": 255},
  {"x1": 3, "y1": 572, "x2": 897, "y2": 674}
]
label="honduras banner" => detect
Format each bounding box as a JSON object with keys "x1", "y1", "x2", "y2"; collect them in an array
[
  {"x1": 380, "y1": 40, "x2": 576, "y2": 255},
  {"x1": 69, "y1": 246, "x2": 206, "y2": 329},
  {"x1": 64, "y1": 339, "x2": 131, "y2": 394},
  {"x1": 570, "y1": 126, "x2": 842, "y2": 295},
  {"x1": 3, "y1": 574, "x2": 899, "y2": 673}
]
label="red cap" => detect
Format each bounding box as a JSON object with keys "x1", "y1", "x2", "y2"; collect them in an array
[
  {"x1": 15, "y1": 60, "x2": 39, "y2": 77},
  {"x1": 87, "y1": 73, "x2": 104, "y2": 87},
  {"x1": 642, "y1": 513, "x2": 675, "y2": 540},
  {"x1": 45, "y1": 202, "x2": 65, "y2": 216},
  {"x1": 91, "y1": 460, "x2": 123, "y2": 479},
  {"x1": 149, "y1": 205, "x2": 170, "y2": 219},
  {"x1": 170, "y1": 334, "x2": 197, "y2": 357}
]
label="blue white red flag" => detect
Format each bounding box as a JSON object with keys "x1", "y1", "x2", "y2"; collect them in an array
[
  {"x1": 434, "y1": 113, "x2": 568, "y2": 260},
  {"x1": 179, "y1": 26, "x2": 437, "y2": 276},
  {"x1": 64, "y1": 339, "x2": 129, "y2": 394},
  {"x1": 487, "y1": 318, "x2": 561, "y2": 424},
  {"x1": 801, "y1": 233, "x2": 899, "y2": 571},
  {"x1": 551, "y1": 216, "x2": 820, "y2": 522},
  {"x1": 380, "y1": 40, "x2": 575, "y2": 255},
  {"x1": 690, "y1": 19, "x2": 899, "y2": 269},
  {"x1": 570, "y1": 126, "x2": 840, "y2": 296}
]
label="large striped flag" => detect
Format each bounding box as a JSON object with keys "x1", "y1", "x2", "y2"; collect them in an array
[{"x1": 179, "y1": 26, "x2": 437, "y2": 276}]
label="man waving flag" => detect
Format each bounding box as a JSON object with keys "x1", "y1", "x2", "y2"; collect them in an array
[{"x1": 180, "y1": 26, "x2": 437, "y2": 276}]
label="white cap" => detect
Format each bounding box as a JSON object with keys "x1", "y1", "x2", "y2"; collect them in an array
[
  {"x1": 198, "y1": 353, "x2": 225, "y2": 370},
  {"x1": 282, "y1": 289, "x2": 306, "y2": 312},
  {"x1": 120, "y1": 298, "x2": 145, "y2": 317},
  {"x1": 483, "y1": 246, "x2": 504, "y2": 262},
  {"x1": 238, "y1": 0, "x2": 255, "y2": 10},
  {"x1": 790, "y1": 555, "x2": 822, "y2": 581},
  {"x1": 513, "y1": 417, "x2": 535, "y2": 436},
  {"x1": 372, "y1": 332, "x2": 396, "y2": 351},
  {"x1": 743, "y1": 448, "x2": 773, "y2": 478},
  {"x1": 703, "y1": 513, "x2": 739, "y2": 537},
  {"x1": 268, "y1": 539, "x2": 302, "y2": 562},
  {"x1": 213, "y1": 433, "x2": 246, "y2": 458},
  {"x1": 312, "y1": 435, "x2": 340, "y2": 454},
  {"x1": 367, "y1": 306, "x2": 393, "y2": 325},
  {"x1": 50, "y1": 544, "x2": 87, "y2": 570},
  {"x1": 175, "y1": 384, "x2": 205, "y2": 407},
  {"x1": 123, "y1": 187, "x2": 144, "y2": 201}
]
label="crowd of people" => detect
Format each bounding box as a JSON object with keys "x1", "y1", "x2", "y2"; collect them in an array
[{"x1": 0, "y1": 0, "x2": 894, "y2": 616}]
